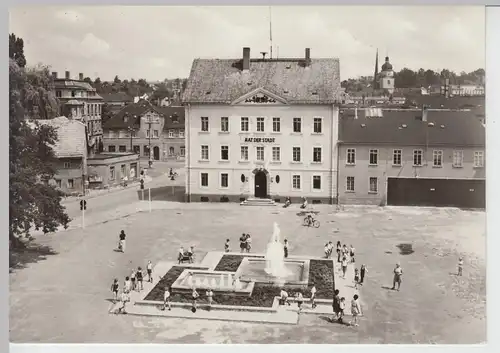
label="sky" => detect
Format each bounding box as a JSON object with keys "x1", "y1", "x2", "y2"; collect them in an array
[{"x1": 9, "y1": 6, "x2": 485, "y2": 82}]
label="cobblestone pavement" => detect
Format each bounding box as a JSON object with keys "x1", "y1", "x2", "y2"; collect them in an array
[{"x1": 9, "y1": 204, "x2": 486, "y2": 343}]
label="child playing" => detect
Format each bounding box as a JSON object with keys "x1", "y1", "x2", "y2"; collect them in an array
[
  {"x1": 136, "y1": 267, "x2": 144, "y2": 291},
  {"x1": 280, "y1": 288, "x2": 291, "y2": 306},
  {"x1": 341, "y1": 256, "x2": 348, "y2": 279},
  {"x1": 360, "y1": 264, "x2": 367, "y2": 285},
  {"x1": 191, "y1": 288, "x2": 199, "y2": 312},
  {"x1": 146, "y1": 261, "x2": 153, "y2": 283},
  {"x1": 350, "y1": 245, "x2": 356, "y2": 263},
  {"x1": 224, "y1": 239, "x2": 230, "y2": 253},
  {"x1": 111, "y1": 278, "x2": 119, "y2": 303},
  {"x1": 310, "y1": 284, "x2": 317, "y2": 309},
  {"x1": 206, "y1": 288, "x2": 214, "y2": 310},
  {"x1": 458, "y1": 257, "x2": 464, "y2": 276},
  {"x1": 130, "y1": 269, "x2": 136, "y2": 291},
  {"x1": 349, "y1": 294, "x2": 362, "y2": 327},
  {"x1": 162, "y1": 287, "x2": 171, "y2": 311},
  {"x1": 354, "y1": 268, "x2": 360, "y2": 290},
  {"x1": 296, "y1": 292, "x2": 304, "y2": 313},
  {"x1": 246, "y1": 234, "x2": 252, "y2": 253},
  {"x1": 338, "y1": 297, "x2": 346, "y2": 323},
  {"x1": 124, "y1": 276, "x2": 131, "y2": 294},
  {"x1": 324, "y1": 243, "x2": 330, "y2": 259}
]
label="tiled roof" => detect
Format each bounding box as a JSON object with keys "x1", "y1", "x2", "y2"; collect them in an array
[
  {"x1": 34, "y1": 116, "x2": 87, "y2": 158},
  {"x1": 182, "y1": 58, "x2": 341, "y2": 104},
  {"x1": 102, "y1": 92, "x2": 134, "y2": 103},
  {"x1": 102, "y1": 101, "x2": 154, "y2": 130},
  {"x1": 54, "y1": 80, "x2": 94, "y2": 91},
  {"x1": 157, "y1": 106, "x2": 185, "y2": 130},
  {"x1": 339, "y1": 109, "x2": 485, "y2": 147}
]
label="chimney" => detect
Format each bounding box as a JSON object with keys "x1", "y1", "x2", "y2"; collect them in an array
[
  {"x1": 422, "y1": 104, "x2": 429, "y2": 122},
  {"x1": 305, "y1": 48, "x2": 311, "y2": 66},
  {"x1": 79, "y1": 73, "x2": 84, "y2": 80},
  {"x1": 52, "y1": 72, "x2": 58, "y2": 79},
  {"x1": 242, "y1": 47, "x2": 250, "y2": 71},
  {"x1": 65, "y1": 71, "x2": 70, "y2": 79}
]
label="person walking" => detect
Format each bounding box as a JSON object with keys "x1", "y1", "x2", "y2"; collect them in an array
[
  {"x1": 360, "y1": 264, "x2": 368, "y2": 285},
  {"x1": 245, "y1": 234, "x2": 252, "y2": 253},
  {"x1": 146, "y1": 261, "x2": 153, "y2": 283},
  {"x1": 224, "y1": 239, "x2": 230, "y2": 253},
  {"x1": 239, "y1": 233, "x2": 247, "y2": 253},
  {"x1": 349, "y1": 294, "x2": 362, "y2": 327},
  {"x1": 350, "y1": 244, "x2": 356, "y2": 263},
  {"x1": 336, "y1": 241, "x2": 342, "y2": 262},
  {"x1": 136, "y1": 267, "x2": 144, "y2": 291},
  {"x1": 118, "y1": 230, "x2": 126, "y2": 253},
  {"x1": 111, "y1": 278, "x2": 119, "y2": 303},
  {"x1": 124, "y1": 276, "x2": 131, "y2": 294},
  {"x1": 354, "y1": 268, "x2": 360, "y2": 290},
  {"x1": 296, "y1": 292, "x2": 304, "y2": 314},
  {"x1": 332, "y1": 289, "x2": 341, "y2": 322},
  {"x1": 284, "y1": 239, "x2": 289, "y2": 258},
  {"x1": 206, "y1": 288, "x2": 214, "y2": 311},
  {"x1": 391, "y1": 263, "x2": 403, "y2": 291},
  {"x1": 338, "y1": 297, "x2": 346, "y2": 324},
  {"x1": 130, "y1": 269, "x2": 136, "y2": 292},
  {"x1": 310, "y1": 284, "x2": 317, "y2": 309},
  {"x1": 458, "y1": 257, "x2": 464, "y2": 276},
  {"x1": 341, "y1": 256, "x2": 348, "y2": 279}
]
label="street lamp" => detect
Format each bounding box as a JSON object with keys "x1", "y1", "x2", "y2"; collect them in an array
[{"x1": 148, "y1": 121, "x2": 152, "y2": 167}]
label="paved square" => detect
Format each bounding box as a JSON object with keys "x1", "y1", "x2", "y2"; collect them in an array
[{"x1": 9, "y1": 202, "x2": 486, "y2": 343}]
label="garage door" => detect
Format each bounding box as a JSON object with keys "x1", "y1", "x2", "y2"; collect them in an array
[{"x1": 387, "y1": 178, "x2": 485, "y2": 209}]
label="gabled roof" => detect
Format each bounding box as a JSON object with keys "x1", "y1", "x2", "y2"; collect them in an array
[
  {"x1": 182, "y1": 58, "x2": 341, "y2": 104},
  {"x1": 33, "y1": 116, "x2": 87, "y2": 158},
  {"x1": 339, "y1": 109, "x2": 485, "y2": 147},
  {"x1": 102, "y1": 101, "x2": 156, "y2": 129},
  {"x1": 156, "y1": 106, "x2": 185, "y2": 130}
]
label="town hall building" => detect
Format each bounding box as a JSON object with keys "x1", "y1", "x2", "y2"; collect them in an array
[{"x1": 182, "y1": 47, "x2": 342, "y2": 204}]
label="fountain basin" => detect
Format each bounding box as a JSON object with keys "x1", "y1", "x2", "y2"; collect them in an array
[
  {"x1": 235, "y1": 257, "x2": 310, "y2": 289},
  {"x1": 171, "y1": 269, "x2": 255, "y2": 297}
]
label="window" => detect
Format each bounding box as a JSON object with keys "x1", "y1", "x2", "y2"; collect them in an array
[
  {"x1": 369, "y1": 149, "x2": 379, "y2": 165},
  {"x1": 474, "y1": 151, "x2": 484, "y2": 167},
  {"x1": 256, "y1": 146, "x2": 265, "y2": 161},
  {"x1": 56, "y1": 90, "x2": 62, "y2": 98},
  {"x1": 131, "y1": 130, "x2": 137, "y2": 138},
  {"x1": 313, "y1": 175, "x2": 321, "y2": 190},
  {"x1": 153, "y1": 130, "x2": 159, "y2": 138},
  {"x1": 369, "y1": 177, "x2": 378, "y2": 193},
  {"x1": 180, "y1": 146, "x2": 185, "y2": 156},
  {"x1": 293, "y1": 117, "x2": 302, "y2": 133},
  {"x1": 201, "y1": 145, "x2": 209, "y2": 160},
  {"x1": 413, "y1": 150, "x2": 423, "y2": 166},
  {"x1": 66, "y1": 179, "x2": 74, "y2": 189},
  {"x1": 221, "y1": 146, "x2": 229, "y2": 160},
  {"x1": 346, "y1": 148, "x2": 356, "y2": 165},
  {"x1": 56, "y1": 179, "x2": 62, "y2": 188},
  {"x1": 221, "y1": 117, "x2": 229, "y2": 132},
  {"x1": 146, "y1": 130, "x2": 150, "y2": 138},
  {"x1": 63, "y1": 162, "x2": 71, "y2": 169},
  {"x1": 71, "y1": 90, "x2": 76, "y2": 98},
  {"x1": 240, "y1": 146, "x2": 249, "y2": 161},
  {"x1": 133, "y1": 145, "x2": 140, "y2": 154},
  {"x1": 346, "y1": 176, "x2": 355, "y2": 192},
  {"x1": 256, "y1": 117, "x2": 265, "y2": 132},
  {"x1": 201, "y1": 117, "x2": 209, "y2": 132},
  {"x1": 313, "y1": 117, "x2": 322, "y2": 133},
  {"x1": 292, "y1": 147, "x2": 301, "y2": 162},
  {"x1": 313, "y1": 147, "x2": 322, "y2": 163},
  {"x1": 220, "y1": 173, "x2": 229, "y2": 188},
  {"x1": 108, "y1": 145, "x2": 116, "y2": 152},
  {"x1": 110, "y1": 166, "x2": 115, "y2": 180},
  {"x1": 168, "y1": 130, "x2": 174, "y2": 138},
  {"x1": 241, "y1": 117, "x2": 249, "y2": 132},
  {"x1": 272, "y1": 117, "x2": 281, "y2": 132},
  {"x1": 179, "y1": 130, "x2": 185, "y2": 138},
  {"x1": 121, "y1": 164, "x2": 126, "y2": 177},
  {"x1": 201, "y1": 173, "x2": 208, "y2": 187},
  {"x1": 393, "y1": 149, "x2": 402, "y2": 166},
  {"x1": 169, "y1": 146, "x2": 175, "y2": 156},
  {"x1": 119, "y1": 145, "x2": 126, "y2": 152},
  {"x1": 292, "y1": 175, "x2": 301, "y2": 190},
  {"x1": 433, "y1": 150, "x2": 443, "y2": 167},
  {"x1": 452, "y1": 150, "x2": 463, "y2": 167},
  {"x1": 144, "y1": 145, "x2": 150, "y2": 157},
  {"x1": 272, "y1": 146, "x2": 281, "y2": 162}
]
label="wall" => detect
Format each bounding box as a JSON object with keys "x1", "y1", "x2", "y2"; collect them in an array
[
  {"x1": 185, "y1": 103, "x2": 339, "y2": 203},
  {"x1": 87, "y1": 154, "x2": 140, "y2": 188},
  {"x1": 53, "y1": 157, "x2": 84, "y2": 194},
  {"x1": 337, "y1": 144, "x2": 486, "y2": 205}
]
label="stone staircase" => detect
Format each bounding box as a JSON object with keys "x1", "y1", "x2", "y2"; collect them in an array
[{"x1": 240, "y1": 198, "x2": 277, "y2": 207}]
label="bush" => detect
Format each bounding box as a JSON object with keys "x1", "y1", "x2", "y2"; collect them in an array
[
  {"x1": 213, "y1": 255, "x2": 244, "y2": 272},
  {"x1": 308, "y1": 259, "x2": 335, "y2": 299}
]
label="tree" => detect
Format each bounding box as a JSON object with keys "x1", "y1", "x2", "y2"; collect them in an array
[
  {"x1": 83, "y1": 77, "x2": 92, "y2": 84},
  {"x1": 9, "y1": 33, "x2": 26, "y2": 68},
  {"x1": 94, "y1": 77, "x2": 102, "y2": 85},
  {"x1": 114, "y1": 75, "x2": 121, "y2": 84},
  {"x1": 9, "y1": 58, "x2": 70, "y2": 247}
]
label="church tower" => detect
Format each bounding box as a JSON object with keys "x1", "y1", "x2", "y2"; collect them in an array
[{"x1": 379, "y1": 56, "x2": 395, "y2": 94}]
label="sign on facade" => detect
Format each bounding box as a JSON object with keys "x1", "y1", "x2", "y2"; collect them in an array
[{"x1": 243, "y1": 137, "x2": 276, "y2": 143}]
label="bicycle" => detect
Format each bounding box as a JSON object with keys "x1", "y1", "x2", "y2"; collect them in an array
[{"x1": 303, "y1": 216, "x2": 320, "y2": 228}]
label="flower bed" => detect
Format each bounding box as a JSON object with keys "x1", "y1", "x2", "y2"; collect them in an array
[{"x1": 143, "y1": 257, "x2": 335, "y2": 307}]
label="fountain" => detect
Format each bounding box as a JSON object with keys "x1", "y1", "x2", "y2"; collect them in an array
[{"x1": 264, "y1": 222, "x2": 290, "y2": 279}]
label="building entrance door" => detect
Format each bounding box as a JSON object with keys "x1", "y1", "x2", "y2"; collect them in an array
[
  {"x1": 153, "y1": 146, "x2": 160, "y2": 160},
  {"x1": 254, "y1": 171, "x2": 267, "y2": 198}
]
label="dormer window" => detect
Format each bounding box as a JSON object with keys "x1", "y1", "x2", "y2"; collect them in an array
[{"x1": 171, "y1": 114, "x2": 179, "y2": 123}]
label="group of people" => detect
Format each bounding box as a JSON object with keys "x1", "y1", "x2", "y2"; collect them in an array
[
  {"x1": 332, "y1": 290, "x2": 363, "y2": 326},
  {"x1": 110, "y1": 260, "x2": 154, "y2": 314},
  {"x1": 178, "y1": 246, "x2": 195, "y2": 264},
  {"x1": 279, "y1": 284, "x2": 317, "y2": 314},
  {"x1": 223, "y1": 234, "x2": 253, "y2": 253}
]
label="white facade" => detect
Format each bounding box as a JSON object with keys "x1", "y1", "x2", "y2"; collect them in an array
[{"x1": 185, "y1": 90, "x2": 340, "y2": 203}]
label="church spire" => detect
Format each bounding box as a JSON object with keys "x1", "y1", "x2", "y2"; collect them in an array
[{"x1": 373, "y1": 48, "x2": 379, "y2": 91}]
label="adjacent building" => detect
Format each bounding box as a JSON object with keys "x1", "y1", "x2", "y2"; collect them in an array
[
  {"x1": 87, "y1": 153, "x2": 140, "y2": 189},
  {"x1": 337, "y1": 108, "x2": 485, "y2": 208},
  {"x1": 102, "y1": 100, "x2": 186, "y2": 161},
  {"x1": 52, "y1": 71, "x2": 104, "y2": 155},
  {"x1": 182, "y1": 47, "x2": 342, "y2": 203},
  {"x1": 35, "y1": 116, "x2": 87, "y2": 195}
]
